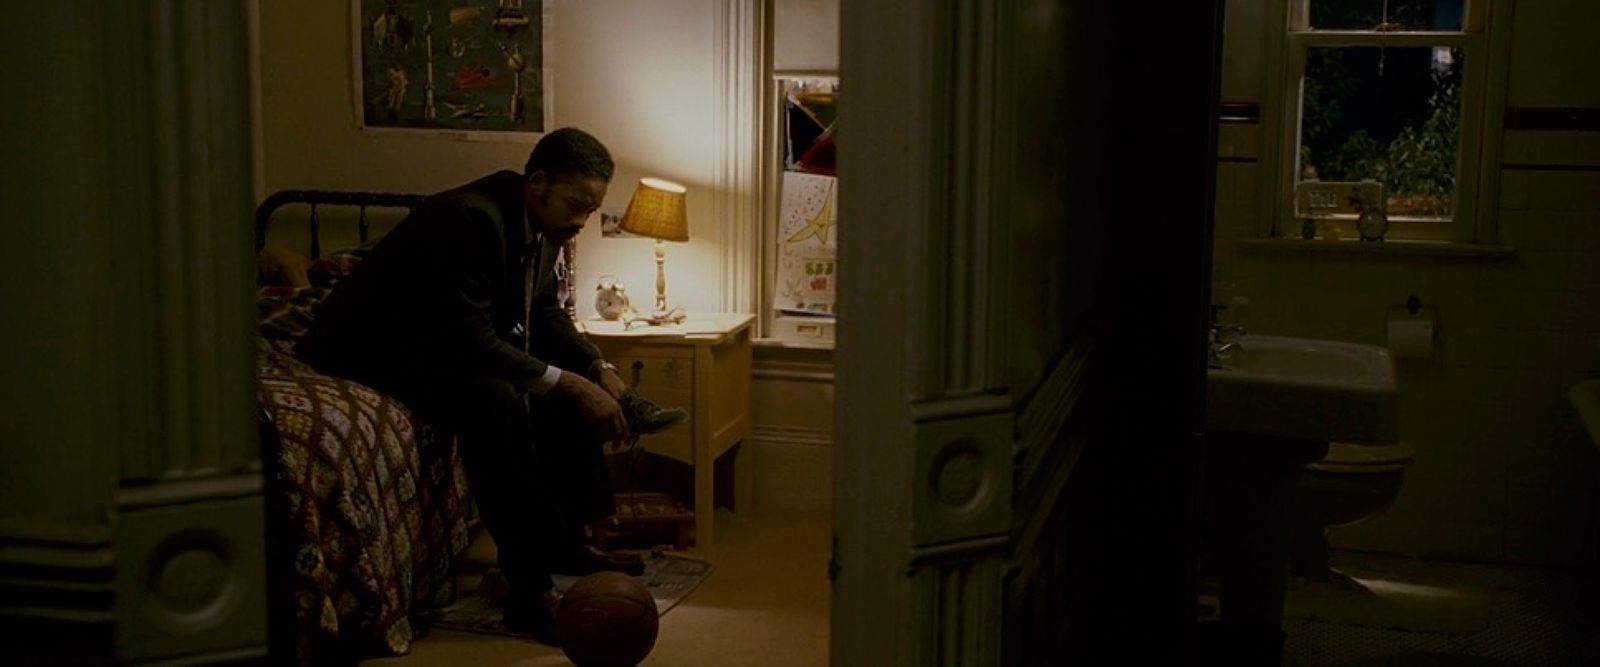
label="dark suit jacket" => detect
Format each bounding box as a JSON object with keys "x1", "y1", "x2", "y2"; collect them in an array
[{"x1": 296, "y1": 170, "x2": 600, "y2": 393}]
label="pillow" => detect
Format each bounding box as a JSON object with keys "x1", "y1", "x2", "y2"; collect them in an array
[
  {"x1": 257, "y1": 246, "x2": 312, "y2": 288},
  {"x1": 307, "y1": 243, "x2": 376, "y2": 289},
  {"x1": 258, "y1": 286, "x2": 329, "y2": 341}
]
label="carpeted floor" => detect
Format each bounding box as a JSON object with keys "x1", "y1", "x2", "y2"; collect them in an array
[{"x1": 362, "y1": 509, "x2": 831, "y2": 666}]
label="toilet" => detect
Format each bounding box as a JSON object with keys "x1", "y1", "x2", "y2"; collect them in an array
[{"x1": 1288, "y1": 441, "x2": 1415, "y2": 581}]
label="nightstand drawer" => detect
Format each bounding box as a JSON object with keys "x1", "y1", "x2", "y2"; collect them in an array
[
  {"x1": 609, "y1": 354, "x2": 693, "y2": 400},
  {"x1": 606, "y1": 351, "x2": 693, "y2": 464}
]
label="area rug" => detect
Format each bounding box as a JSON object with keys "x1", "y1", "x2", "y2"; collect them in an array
[
  {"x1": 431, "y1": 552, "x2": 714, "y2": 638},
  {"x1": 1284, "y1": 566, "x2": 1492, "y2": 635}
]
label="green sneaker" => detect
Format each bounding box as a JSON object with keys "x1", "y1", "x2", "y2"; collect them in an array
[{"x1": 619, "y1": 388, "x2": 688, "y2": 434}]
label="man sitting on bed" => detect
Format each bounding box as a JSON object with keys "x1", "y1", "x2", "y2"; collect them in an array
[{"x1": 296, "y1": 127, "x2": 683, "y2": 644}]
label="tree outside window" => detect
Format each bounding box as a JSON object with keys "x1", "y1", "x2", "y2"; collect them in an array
[{"x1": 1276, "y1": 0, "x2": 1500, "y2": 242}]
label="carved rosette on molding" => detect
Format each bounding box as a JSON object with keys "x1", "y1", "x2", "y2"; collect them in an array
[
  {"x1": 114, "y1": 496, "x2": 267, "y2": 661},
  {"x1": 911, "y1": 410, "x2": 1012, "y2": 548},
  {"x1": 152, "y1": 544, "x2": 233, "y2": 617},
  {"x1": 906, "y1": 401, "x2": 1011, "y2": 667}
]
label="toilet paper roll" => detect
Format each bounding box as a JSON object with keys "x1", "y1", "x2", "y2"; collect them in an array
[{"x1": 1386, "y1": 314, "x2": 1435, "y2": 359}]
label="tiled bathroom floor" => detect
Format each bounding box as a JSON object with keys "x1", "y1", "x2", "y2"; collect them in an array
[{"x1": 1282, "y1": 551, "x2": 1600, "y2": 666}]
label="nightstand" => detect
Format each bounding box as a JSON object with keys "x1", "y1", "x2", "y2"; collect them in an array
[{"x1": 579, "y1": 313, "x2": 754, "y2": 547}]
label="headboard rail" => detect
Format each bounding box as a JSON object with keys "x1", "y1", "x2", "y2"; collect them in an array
[
  {"x1": 254, "y1": 188, "x2": 580, "y2": 319},
  {"x1": 254, "y1": 189, "x2": 428, "y2": 259}
]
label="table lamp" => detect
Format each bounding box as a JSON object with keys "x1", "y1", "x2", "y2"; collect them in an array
[{"x1": 619, "y1": 177, "x2": 689, "y2": 324}]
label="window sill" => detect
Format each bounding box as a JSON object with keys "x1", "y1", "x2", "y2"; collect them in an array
[
  {"x1": 1237, "y1": 237, "x2": 1517, "y2": 261},
  {"x1": 760, "y1": 314, "x2": 836, "y2": 350}
]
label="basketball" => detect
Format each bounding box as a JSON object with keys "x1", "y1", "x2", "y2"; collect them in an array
[{"x1": 555, "y1": 571, "x2": 660, "y2": 667}]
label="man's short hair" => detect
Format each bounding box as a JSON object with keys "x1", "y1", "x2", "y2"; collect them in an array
[{"x1": 524, "y1": 127, "x2": 614, "y2": 183}]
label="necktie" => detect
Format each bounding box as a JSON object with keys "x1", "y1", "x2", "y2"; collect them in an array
[{"x1": 523, "y1": 237, "x2": 540, "y2": 353}]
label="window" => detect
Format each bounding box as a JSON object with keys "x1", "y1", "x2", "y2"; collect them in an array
[
  {"x1": 762, "y1": 74, "x2": 838, "y2": 345},
  {"x1": 1273, "y1": 0, "x2": 1504, "y2": 242},
  {"x1": 759, "y1": 1, "x2": 840, "y2": 346}
]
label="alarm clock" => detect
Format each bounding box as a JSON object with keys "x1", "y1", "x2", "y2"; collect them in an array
[
  {"x1": 1357, "y1": 207, "x2": 1389, "y2": 242},
  {"x1": 594, "y1": 274, "x2": 632, "y2": 321}
]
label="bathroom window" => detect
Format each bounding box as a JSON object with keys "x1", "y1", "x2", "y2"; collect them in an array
[{"x1": 1273, "y1": 0, "x2": 1506, "y2": 243}]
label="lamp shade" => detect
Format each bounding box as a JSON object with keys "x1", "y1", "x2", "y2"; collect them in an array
[{"x1": 619, "y1": 177, "x2": 689, "y2": 242}]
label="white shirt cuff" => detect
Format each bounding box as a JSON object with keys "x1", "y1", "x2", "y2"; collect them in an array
[{"x1": 528, "y1": 363, "x2": 564, "y2": 395}]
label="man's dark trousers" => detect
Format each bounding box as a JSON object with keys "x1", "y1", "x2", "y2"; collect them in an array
[{"x1": 378, "y1": 371, "x2": 617, "y2": 601}]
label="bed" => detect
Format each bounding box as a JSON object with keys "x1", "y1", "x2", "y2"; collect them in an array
[{"x1": 253, "y1": 189, "x2": 580, "y2": 663}]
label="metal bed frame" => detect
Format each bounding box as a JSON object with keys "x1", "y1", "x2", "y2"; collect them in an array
[
  {"x1": 253, "y1": 189, "x2": 427, "y2": 260},
  {"x1": 253, "y1": 188, "x2": 578, "y2": 319}
]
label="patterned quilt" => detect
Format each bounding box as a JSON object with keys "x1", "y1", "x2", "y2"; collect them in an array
[{"x1": 256, "y1": 256, "x2": 475, "y2": 662}]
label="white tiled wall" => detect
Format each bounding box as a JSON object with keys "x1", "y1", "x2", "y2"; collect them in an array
[
  {"x1": 1215, "y1": 144, "x2": 1600, "y2": 566},
  {"x1": 1214, "y1": 0, "x2": 1600, "y2": 567}
]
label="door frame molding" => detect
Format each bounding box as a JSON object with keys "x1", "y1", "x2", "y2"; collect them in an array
[{"x1": 834, "y1": 0, "x2": 1020, "y2": 664}]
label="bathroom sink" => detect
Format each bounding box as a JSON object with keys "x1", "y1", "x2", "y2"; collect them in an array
[
  {"x1": 1570, "y1": 380, "x2": 1600, "y2": 452},
  {"x1": 1206, "y1": 334, "x2": 1399, "y2": 445}
]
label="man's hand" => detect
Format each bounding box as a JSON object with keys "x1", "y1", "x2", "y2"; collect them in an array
[
  {"x1": 553, "y1": 370, "x2": 630, "y2": 447},
  {"x1": 595, "y1": 367, "x2": 628, "y2": 400}
]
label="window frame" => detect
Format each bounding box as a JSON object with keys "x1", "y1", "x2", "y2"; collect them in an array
[
  {"x1": 1261, "y1": 0, "x2": 1511, "y2": 245},
  {"x1": 760, "y1": 71, "x2": 840, "y2": 348}
]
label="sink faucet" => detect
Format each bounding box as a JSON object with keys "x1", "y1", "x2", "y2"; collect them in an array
[
  {"x1": 1209, "y1": 333, "x2": 1244, "y2": 365},
  {"x1": 1208, "y1": 303, "x2": 1246, "y2": 365}
]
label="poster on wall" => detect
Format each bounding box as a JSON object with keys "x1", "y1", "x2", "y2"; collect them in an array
[
  {"x1": 354, "y1": 0, "x2": 546, "y2": 137},
  {"x1": 776, "y1": 171, "x2": 838, "y2": 317}
]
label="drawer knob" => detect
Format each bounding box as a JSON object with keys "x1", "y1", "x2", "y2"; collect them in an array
[{"x1": 631, "y1": 360, "x2": 645, "y2": 387}]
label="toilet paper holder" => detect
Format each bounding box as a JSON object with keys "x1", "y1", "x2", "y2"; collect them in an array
[
  {"x1": 1376, "y1": 294, "x2": 1440, "y2": 323},
  {"x1": 1385, "y1": 295, "x2": 1440, "y2": 358},
  {"x1": 1387, "y1": 295, "x2": 1437, "y2": 323}
]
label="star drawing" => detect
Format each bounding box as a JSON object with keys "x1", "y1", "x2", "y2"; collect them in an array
[{"x1": 786, "y1": 187, "x2": 836, "y2": 246}]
